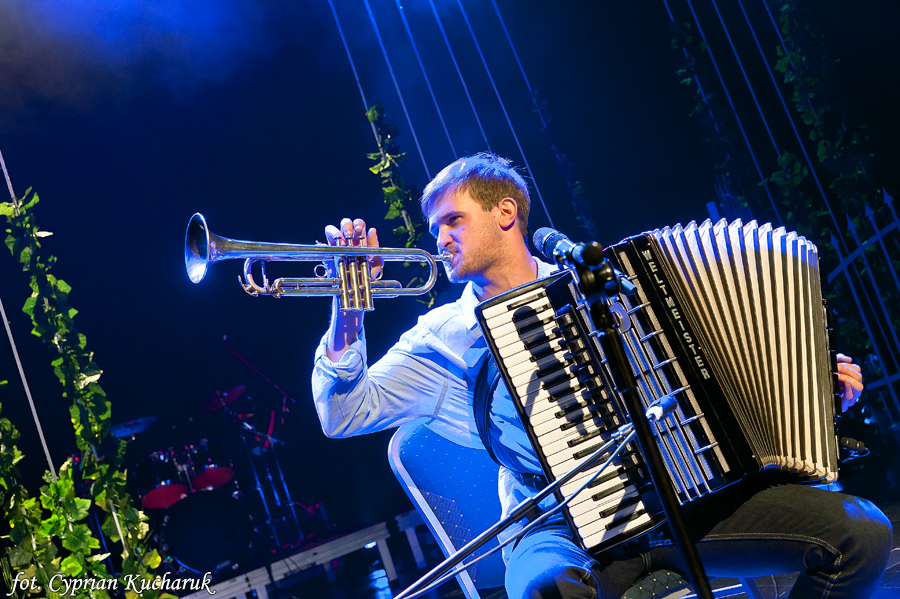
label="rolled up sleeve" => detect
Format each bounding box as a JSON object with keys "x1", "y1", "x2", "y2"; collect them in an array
[{"x1": 311, "y1": 323, "x2": 467, "y2": 439}]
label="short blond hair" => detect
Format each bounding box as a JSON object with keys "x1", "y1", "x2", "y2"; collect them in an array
[{"x1": 420, "y1": 153, "x2": 531, "y2": 238}]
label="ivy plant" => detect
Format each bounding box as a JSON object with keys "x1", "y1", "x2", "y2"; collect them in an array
[
  {"x1": 366, "y1": 104, "x2": 440, "y2": 307},
  {"x1": 1, "y1": 190, "x2": 172, "y2": 598},
  {"x1": 671, "y1": 5, "x2": 898, "y2": 358}
]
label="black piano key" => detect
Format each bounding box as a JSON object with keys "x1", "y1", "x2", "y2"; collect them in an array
[
  {"x1": 591, "y1": 480, "x2": 629, "y2": 503},
  {"x1": 599, "y1": 496, "x2": 641, "y2": 519},
  {"x1": 586, "y1": 467, "x2": 628, "y2": 490},
  {"x1": 604, "y1": 508, "x2": 648, "y2": 531},
  {"x1": 567, "y1": 427, "x2": 607, "y2": 448},
  {"x1": 558, "y1": 406, "x2": 602, "y2": 429}
]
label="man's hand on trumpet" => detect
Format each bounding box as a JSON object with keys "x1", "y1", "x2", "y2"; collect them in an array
[
  {"x1": 323, "y1": 218, "x2": 384, "y2": 278},
  {"x1": 323, "y1": 218, "x2": 383, "y2": 361}
]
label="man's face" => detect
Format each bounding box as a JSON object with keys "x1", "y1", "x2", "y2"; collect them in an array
[{"x1": 427, "y1": 189, "x2": 503, "y2": 284}]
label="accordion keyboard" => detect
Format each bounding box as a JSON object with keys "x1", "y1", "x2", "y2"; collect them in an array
[{"x1": 477, "y1": 274, "x2": 661, "y2": 551}]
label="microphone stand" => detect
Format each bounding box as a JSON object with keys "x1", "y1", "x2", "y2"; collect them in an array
[
  {"x1": 394, "y1": 425, "x2": 636, "y2": 599},
  {"x1": 562, "y1": 243, "x2": 714, "y2": 599}
]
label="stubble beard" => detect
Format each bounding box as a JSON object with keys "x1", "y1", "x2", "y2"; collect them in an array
[{"x1": 443, "y1": 234, "x2": 504, "y2": 285}]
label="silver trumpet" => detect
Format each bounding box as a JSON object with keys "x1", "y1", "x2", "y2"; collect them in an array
[{"x1": 184, "y1": 213, "x2": 449, "y2": 311}]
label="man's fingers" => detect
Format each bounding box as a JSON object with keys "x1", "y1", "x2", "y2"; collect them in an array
[
  {"x1": 340, "y1": 218, "x2": 355, "y2": 241},
  {"x1": 366, "y1": 227, "x2": 384, "y2": 278},
  {"x1": 353, "y1": 219, "x2": 368, "y2": 244},
  {"x1": 838, "y1": 372, "x2": 865, "y2": 411},
  {"x1": 325, "y1": 220, "x2": 382, "y2": 277},
  {"x1": 366, "y1": 226, "x2": 380, "y2": 248},
  {"x1": 328, "y1": 218, "x2": 370, "y2": 246},
  {"x1": 837, "y1": 361, "x2": 863, "y2": 381},
  {"x1": 324, "y1": 224, "x2": 343, "y2": 246},
  {"x1": 834, "y1": 354, "x2": 863, "y2": 410}
]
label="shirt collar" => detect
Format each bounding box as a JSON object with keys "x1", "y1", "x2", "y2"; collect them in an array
[{"x1": 460, "y1": 257, "x2": 558, "y2": 331}]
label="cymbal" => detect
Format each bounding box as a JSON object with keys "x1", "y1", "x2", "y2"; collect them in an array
[
  {"x1": 198, "y1": 384, "x2": 247, "y2": 413},
  {"x1": 110, "y1": 416, "x2": 157, "y2": 439}
]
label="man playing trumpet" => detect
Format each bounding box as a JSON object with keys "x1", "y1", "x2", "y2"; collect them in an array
[{"x1": 311, "y1": 152, "x2": 891, "y2": 598}]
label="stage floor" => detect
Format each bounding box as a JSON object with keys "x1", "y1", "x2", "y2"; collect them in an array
[{"x1": 240, "y1": 455, "x2": 900, "y2": 599}]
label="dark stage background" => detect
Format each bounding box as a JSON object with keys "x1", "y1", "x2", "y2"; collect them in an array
[{"x1": 1, "y1": 0, "x2": 898, "y2": 536}]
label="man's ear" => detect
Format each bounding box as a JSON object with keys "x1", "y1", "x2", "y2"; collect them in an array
[{"x1": 497, "y1": 197, "x2": 518, "y2": 231}]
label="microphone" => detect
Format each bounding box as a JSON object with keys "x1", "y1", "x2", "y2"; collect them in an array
[
  {"x1": 532, "y1": 227, "x2": 604, "y2": 266},
  {"x1": 839, "y1": 437, "x2": 866, "y2": 452}
]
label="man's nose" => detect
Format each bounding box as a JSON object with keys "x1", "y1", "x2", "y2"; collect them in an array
[{"x1": 437, "y1": 229, "x2": 452, "y2": 250}]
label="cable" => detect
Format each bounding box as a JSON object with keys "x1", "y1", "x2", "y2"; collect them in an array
[
  {"x1": 0, "y1": 296, "x2": 57, "y2": 482},
  {"x1": 0, "y1": 149, "x2": 16, "y2": 204},
  {"x1": 748, "y1": 0, "x2": 900, "y2": 367},
  {"x1": 734, "y1": 0, "x2": 842, "y2": 236},
  {"x1": 453, "y1": 0, "x2": 554, "y2": 228},
  {"x1": 426, "y1": 0, "x2": 492, "y2": 152},
  {"x1": 328, "y1": 0, "x2": 380, "y2": 144},
  {"x1": 661, "y1": 0, "x2": 783, "y2": 227},
  {"x1": 394, "y1": 0, "x2": 458, "y2": 159},
  {"x1": 704, "y1": 0, "x2": 780, "y2": 157},
  {"x1": 361, "y1": 0, "x2": 431, "y2": 179}
]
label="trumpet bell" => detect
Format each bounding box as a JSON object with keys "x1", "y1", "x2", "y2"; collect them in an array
[{"x1": 185, "y1": 213, "x2": 213, "y2": 284}]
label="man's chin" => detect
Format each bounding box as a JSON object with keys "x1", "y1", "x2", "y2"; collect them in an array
[{"x1": 442, "y1": 262, "x2": 466, "y2": 284}]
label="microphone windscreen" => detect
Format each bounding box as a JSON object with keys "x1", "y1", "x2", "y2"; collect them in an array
[{"x1": 533, "y1": 227, "x2": 566, "y2": 259}]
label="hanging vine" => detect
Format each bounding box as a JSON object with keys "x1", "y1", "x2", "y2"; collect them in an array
[
  {"x1": 669, "y1": 20, "x2": 764, "y2": 223},
  {"x1": 529, "y1": 87, "x2": 600, "y2": 242},
  {"x1": 770, "y1": 2, "x2": 898, "y2": 352},
  {"x1": 366, "y1": 104, "x2": 440, "y2": 307},
  {"x1": 1, "y1": 190, "x2": 172, "y2": 598}
]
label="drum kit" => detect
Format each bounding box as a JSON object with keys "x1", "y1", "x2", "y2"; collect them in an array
[{"x1": 114, "y1": 384, "x2": 329, "y2": 577}]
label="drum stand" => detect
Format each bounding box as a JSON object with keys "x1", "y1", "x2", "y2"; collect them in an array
[{"x1": 233, "y1": 410, "x2": 305, "y2": 551}]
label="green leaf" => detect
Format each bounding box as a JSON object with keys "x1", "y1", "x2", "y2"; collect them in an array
[
  {"x1": 67, "y1": 497, "x2": 92, "y2": 521},
  {"x1": 366, "y1": 104, "x2": 382, "y2": 124},
  {"x1": 144, "y1": 548, "x2": 162, "y2": 569},
  {"x1": 56, "y1": 279, "x2": 72, "y2": 294},
  {"x1": 40, "y1": 513, "x2": 65, "y2": 536},
  {"x1": 60, "y1": 553, "x2": 84, "y2": 577},
  {"x1": 9, "y1": 545, "x2": 33, "y2": 567},
  {"x1": 62, "y1": 523, "x2": 100, "y2": 552}
]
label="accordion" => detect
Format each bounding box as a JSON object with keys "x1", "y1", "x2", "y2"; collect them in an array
[{"x1": 475, "y1": 219, "x2": 840, "y2": 554}]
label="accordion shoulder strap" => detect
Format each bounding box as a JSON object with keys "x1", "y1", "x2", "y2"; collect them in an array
[{"x1": 473, "y1": 353, "x2": 503, "y2": 467}]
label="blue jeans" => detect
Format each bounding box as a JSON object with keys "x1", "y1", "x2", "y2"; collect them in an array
[{"x1": 505, "y1": 476, "x2": 893, "y2": 599}]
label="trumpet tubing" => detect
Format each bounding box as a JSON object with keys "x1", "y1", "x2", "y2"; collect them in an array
[{"x1": 184, "y1": 213, "x2": 447, "y2": 311}]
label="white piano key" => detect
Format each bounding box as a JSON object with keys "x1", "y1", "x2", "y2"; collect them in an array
[
  {"x1": 530, "y1": 400, "x2": 601, "y2": 436},
  {"x1": 571, "y1": 497, "x2": 645, "y2": 537},
  {"x1": 580, "y1": 513, "x2": 655, "y2": 551},
  {"x1": 504, "y1": 346, "x2": 572, "y2": 379},
  {"x1": 512, "y1": 361, "x2": 581, "y2": 391},
  {"x1": 568, "y1": 487, "x2": 640, "y2": 519},
  {"x1": 486, "y1": 305, "x2": 555, "y2": 340},
  {"x1": 537, "y1": 422, "x2": 609, "y2": 460},
  {"x1": 492, "y1": 318, "x2": 560, "y2": 351},
  {"x1": 499, "y1": 336, "x2": 565, "y2": 367},
  {"x1": 480, "y1": 287, "x2": 547, "y2": 320}
]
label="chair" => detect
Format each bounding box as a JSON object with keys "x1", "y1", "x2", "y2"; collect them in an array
[
  {"x1": 388, "y1": 422, "x2": 763, "y2": 599},
  {"x1": 389, "y1": 422, "x2": 507, "y2": 599}
]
